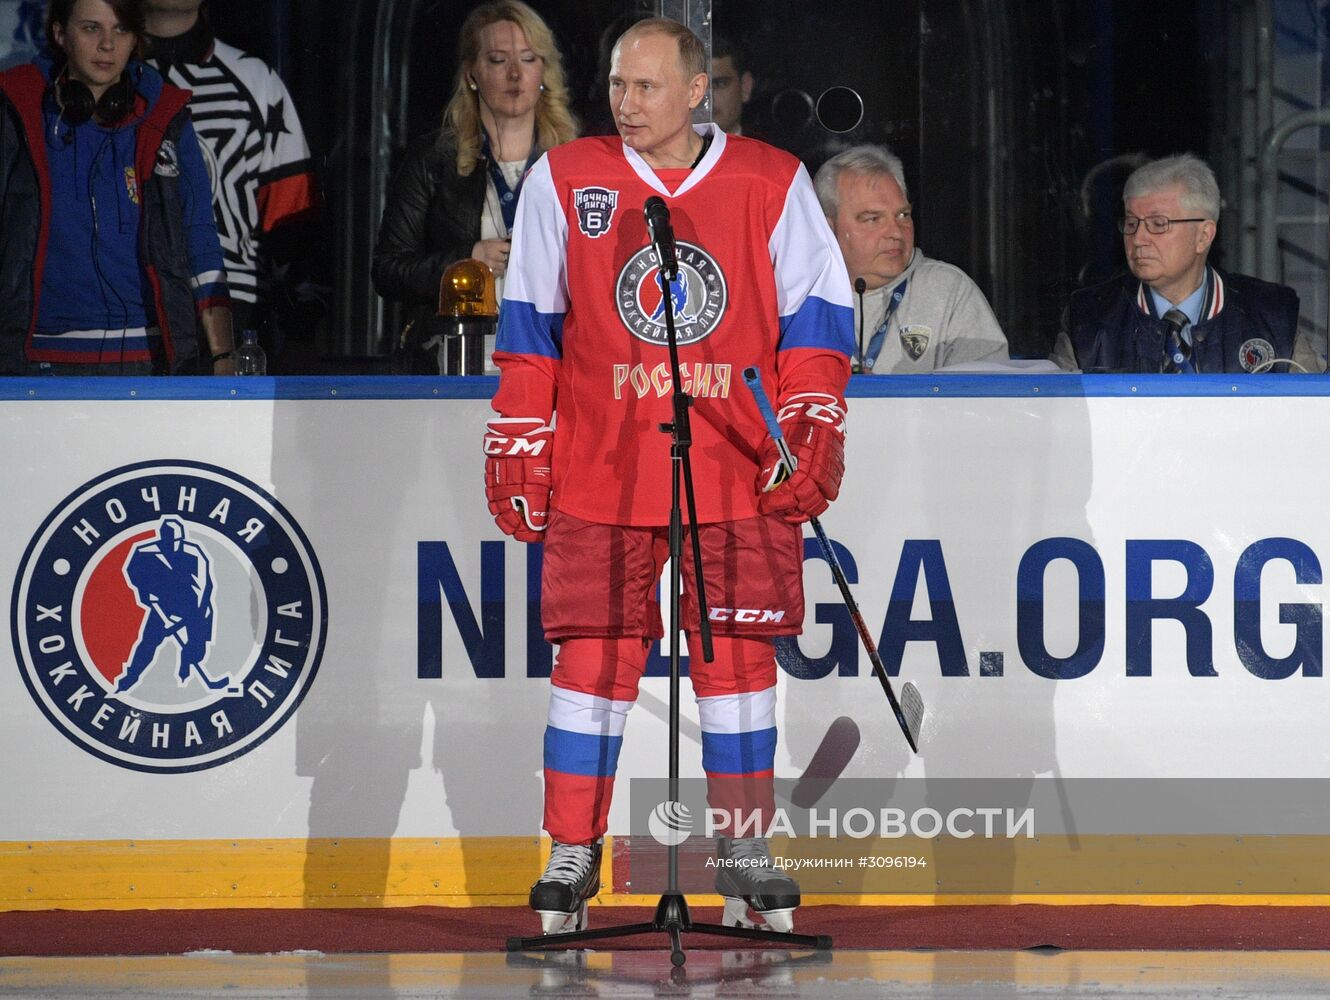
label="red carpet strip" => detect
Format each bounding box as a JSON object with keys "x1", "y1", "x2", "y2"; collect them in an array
[{"x1": 3, "y1": 905, "x2": 1330, "y2": 956}]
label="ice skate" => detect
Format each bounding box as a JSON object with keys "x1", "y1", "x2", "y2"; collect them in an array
[
  {"x1": 529, "y1": 841, "x2": 602, "y2": 934},
  {"x1": 714, "y1": 836, "x2": 800, "y2": 933}
]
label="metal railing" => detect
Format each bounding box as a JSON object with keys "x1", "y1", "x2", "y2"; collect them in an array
[{"x1": 1257, "y1": 108, "x2": 1330, "y2": 282}]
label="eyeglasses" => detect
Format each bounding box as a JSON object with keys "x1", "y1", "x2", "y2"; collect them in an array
[{"x1": 1118, "y1": 215, "x2": 1208, "y2": 235}]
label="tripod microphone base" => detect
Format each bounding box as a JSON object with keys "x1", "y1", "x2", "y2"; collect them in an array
[{"x1": 505, "y1": 890, "x2": 832, "y2": 966}]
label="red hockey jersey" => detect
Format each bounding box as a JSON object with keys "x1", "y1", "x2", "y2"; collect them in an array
[{"x1": 493, "y1": 126, "x2": 853, "y2": 526}]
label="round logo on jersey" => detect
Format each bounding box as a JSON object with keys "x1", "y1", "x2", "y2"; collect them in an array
[
  {"x1": 616, "y1": 241, "x2": 728, "y2": 347},
  {"x1": 1238, "y1": 337, "x2": 1275, "y2": 373},
  {"x1": 11, "y1": 461, "x2": 327, "y2": 774}
]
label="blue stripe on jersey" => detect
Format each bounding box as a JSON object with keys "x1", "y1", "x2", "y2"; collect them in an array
[
  {"x1": 778, "y1": 295, "x2": 855, "y2": 356},
  {"x1": 544, "y1": 726, "x2": 624, "y2": 777},
  {"x1": 192, "y1": 281, "x2": 229, "y2": 305},
  {"x1": 497, "y1": 299, "x2": 566, "y2": 360},
  {"x1": 701, "y1": 727, "x2": 778, "y2": 776}
]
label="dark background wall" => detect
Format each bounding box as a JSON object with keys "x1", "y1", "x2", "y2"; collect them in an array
[{"x1": 206, "y1": 0, "x2": 1259, "y2": 364}]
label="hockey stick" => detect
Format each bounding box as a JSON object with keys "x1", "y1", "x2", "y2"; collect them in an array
[{"x1": 743, "y1": 367, "x2": 924, "y2": 753}]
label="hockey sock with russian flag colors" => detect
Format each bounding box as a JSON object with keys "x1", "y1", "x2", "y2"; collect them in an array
[
  {"x1": 691, "y1": 635, "x2": 778, "y2": 836},
  {"x1": 542, "y1": 637, "x2": 649, "y2": 844}
]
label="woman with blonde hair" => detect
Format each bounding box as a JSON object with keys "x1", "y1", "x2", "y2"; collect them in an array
[{"x1": 373, "y1": 1, "x2": 578, "y2": 368}]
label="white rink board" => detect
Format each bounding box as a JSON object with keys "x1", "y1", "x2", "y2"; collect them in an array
[{"x1": 2, "y1": 378, "x2": 1329, "y2": 843}]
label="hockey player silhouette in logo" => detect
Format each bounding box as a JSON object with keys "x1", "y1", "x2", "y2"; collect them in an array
[
  {"x1": 649, "y1": 269, "x2": 693, "y2": 325},
  {"x1": 115, "y1": 517, "x2": 228, "y2": 693}
]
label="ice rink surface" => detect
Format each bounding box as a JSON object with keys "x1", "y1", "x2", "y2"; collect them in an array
[{"x1": 5, "y1": 949, "x2": 1330, "y2": 999}]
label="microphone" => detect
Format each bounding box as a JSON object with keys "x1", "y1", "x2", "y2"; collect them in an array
[
  {"x1": 853, "y1": 277, "x2": 866, "y2": 372},
  {"x1": 643, "y1": 196, "x2": 678, "y2": 281}
]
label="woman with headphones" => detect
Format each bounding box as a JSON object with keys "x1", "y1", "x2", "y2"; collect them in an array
[
  {"x1": 0, "y1": 0, "x2": 233, "y2": 374},
  {"x1": 372, "y1": 0, "x2": 578, "y2": 372}
]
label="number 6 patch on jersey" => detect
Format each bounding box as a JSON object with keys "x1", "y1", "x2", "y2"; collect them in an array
[{"x1": 574, "y1": 187, "x2": 618, "y2": 238}]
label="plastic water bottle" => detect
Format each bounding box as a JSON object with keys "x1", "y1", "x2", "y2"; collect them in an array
[{"x1": 235, "y1": 328, "x2": 267, "y2": 376}]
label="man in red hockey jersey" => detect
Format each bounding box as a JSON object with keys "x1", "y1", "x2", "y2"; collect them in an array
[{"x1": 483, "y1": 17, "x2": 854, "y2": 935}]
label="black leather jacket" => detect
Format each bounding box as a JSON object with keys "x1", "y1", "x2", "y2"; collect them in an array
[{"x1": 371, "y1": 129, "x2": 487, "y2": 310}]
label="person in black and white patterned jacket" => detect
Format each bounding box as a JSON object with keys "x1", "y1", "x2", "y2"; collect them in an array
[{"x1": 144, "y1": 0, "x2": 318, "y2": 335}]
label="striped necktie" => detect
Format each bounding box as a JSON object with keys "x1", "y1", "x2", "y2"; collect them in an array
[{"x1": 1161, "y1": 308, "x2": 1195, "y2": 374}]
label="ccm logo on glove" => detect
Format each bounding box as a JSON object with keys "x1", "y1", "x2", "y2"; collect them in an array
[
  {"x1": 776, "y1": 394, "x2": 847, "y2": 434},
  {"x1": 484, "y1": 417, "x2": 554, "y2": 542},
  {"x1": 757, "y1": 391, "x2": 847, "y2": 524},
  {"x1": 484, "y1": 434, "x2": 549, "y2": 457}
]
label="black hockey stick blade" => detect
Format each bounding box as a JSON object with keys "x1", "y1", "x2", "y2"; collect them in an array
[
  {"x1": 898, "y1": 682, "x2": 925, "y2": 753},
  {"x1": 870, "y1": 655, "x2": 924, "y2": 754},
  {"x1": 791, "y1": 715, "x2": 861, "y2": 809}
]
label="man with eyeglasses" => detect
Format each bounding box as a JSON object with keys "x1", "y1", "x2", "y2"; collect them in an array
[{"x1": 1055, "y1": 153, "x2": 1319, "y2": 373}]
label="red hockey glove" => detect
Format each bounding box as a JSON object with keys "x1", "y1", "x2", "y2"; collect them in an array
[
  {"x1": 483, "y1": 417, "x2": 553, "y2": 542},
  {"x1": 756, "y1": 392, "x2": 846, "y2": 523}
]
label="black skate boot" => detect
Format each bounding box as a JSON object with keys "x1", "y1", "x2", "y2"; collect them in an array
[
  {"x1": 529, "y1": 841, "x2": 602, "y2": 934},
  {"x1": 714, "y1": 836, "x2": 801, "y2": 932}
]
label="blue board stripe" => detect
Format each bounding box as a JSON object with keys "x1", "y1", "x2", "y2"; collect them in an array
[{"x1": 4, "y1": 373, "x2": 1330, "y2": 401}]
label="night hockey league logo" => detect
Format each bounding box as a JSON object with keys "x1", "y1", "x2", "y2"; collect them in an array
[
  {"x1": 574, "y1": 186, "x2": 618, "y2": 238},
  {"x1": 1238, "y1": 337, "x2": 1275, "y2": 373},
  {"x1": 616, "y1": 240, "x2": 728, "y2": 347},
  {"x1": 11, "y1": 461, "x2": 327, "y2": 773}
]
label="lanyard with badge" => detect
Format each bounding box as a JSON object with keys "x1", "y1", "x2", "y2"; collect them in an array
[
  {"x1": 859, "y1": 278, "x2": 909, "y2": 372},
  {"x1": 480, "y1": 129, "x2": 540, "y2": 233}
]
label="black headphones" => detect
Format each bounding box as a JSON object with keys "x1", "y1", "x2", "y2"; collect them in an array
[{"x1": 52, "y1": 65, "x2": 135, "y2": 128}]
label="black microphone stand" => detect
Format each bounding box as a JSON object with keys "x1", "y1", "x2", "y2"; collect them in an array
[
  {"x1": 507, "y1": 214, "x2": 831, "y2": 968},
  {"x1": 853, "y1": 278, "x2": 866, "y2": 373}
]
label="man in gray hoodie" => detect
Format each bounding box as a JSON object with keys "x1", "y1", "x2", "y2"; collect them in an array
[{"x1": 815, "y1": 144, "x2": 1008, "y2": 373}]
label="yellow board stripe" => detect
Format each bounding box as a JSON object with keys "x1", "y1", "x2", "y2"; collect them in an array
[{"x1": 4, "y1": 836, "x2": 1330, "y2": 912}]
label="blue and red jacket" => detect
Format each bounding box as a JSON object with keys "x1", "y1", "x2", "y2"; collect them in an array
[{"x1": 0, "y1": 57, "x2": 228, "y2": 372}]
